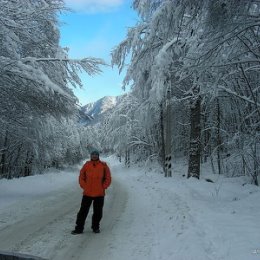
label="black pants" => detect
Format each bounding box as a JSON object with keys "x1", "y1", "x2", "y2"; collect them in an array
[{"x1": 75, "y1": 196, "x2": 104, "y2": 232}]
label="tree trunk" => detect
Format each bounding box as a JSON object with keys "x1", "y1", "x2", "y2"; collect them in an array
[
  {"x1": 187, "y1": 94, "x2": 201, "y2": 179},
  {"x1": 125, "y1": 149, "x2": 130, "y2": 168},
  {"x1": 0, "y1": 131, "x2": 8, "y2": 178},
  {"x1": 159, "y1": 103, "x2": 166, "y2": 168},
  {"x1": 216, "y1": 97, "x2": 222, "y2": 174},
  {"x1": 252, "y1": 140, "x2": 259, "y2": 186},
  {"x1": 164, "y1": 88, "x2": 172, "y2": 177}
]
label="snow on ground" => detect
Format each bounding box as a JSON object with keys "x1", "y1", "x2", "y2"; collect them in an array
[{"x1": 0, "y1": 155, "x2": 260, "y2": 260}]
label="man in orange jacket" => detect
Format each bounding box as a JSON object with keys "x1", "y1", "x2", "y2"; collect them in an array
[{"x1": 71, "y1": 150, "x2": 112, "y2": 234}]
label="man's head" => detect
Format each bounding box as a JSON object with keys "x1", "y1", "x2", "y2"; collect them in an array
[{"x1": 90, "y1": 150, "x2": 99, "y2": 161}]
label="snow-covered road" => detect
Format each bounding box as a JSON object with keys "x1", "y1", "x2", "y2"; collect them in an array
[
  {"x1": 0, "y1": 166, "x2": 128, "y2": 260},
  {"x1": 0, "y1": 156, "x2": 260, "y2": 260},
  {"x1": 0, "y1": 178, "x2": 80, "y2": 258}
]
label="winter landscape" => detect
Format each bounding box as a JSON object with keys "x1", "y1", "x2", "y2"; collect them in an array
[
  {"x1": 0, "y1": 0, "x2": 259, "y2": 260},
  {"x1": 0, "y1": 156, "x2": 260, "y2": 260}
]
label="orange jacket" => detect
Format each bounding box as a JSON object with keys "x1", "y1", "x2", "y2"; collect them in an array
[{"x1": 79, "y1": 160, "x2": 111, "y2": 197}]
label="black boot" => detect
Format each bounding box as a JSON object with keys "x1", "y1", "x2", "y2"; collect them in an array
[
  {"x1": 71, "y1": 229, "x2": 83, "y2": 235},
  {"x1": 92, "y1": 228, "x2": 100, "y2": 233}
]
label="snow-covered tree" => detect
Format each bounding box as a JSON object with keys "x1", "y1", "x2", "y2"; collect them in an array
[
  {"x1": 111, "y1": 0, "x2": 259, "y2": 183},
  {"x1": 0, "y1": 0, "x2": 105, "y2": 178}
]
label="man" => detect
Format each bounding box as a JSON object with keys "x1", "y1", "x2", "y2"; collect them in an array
[{"x1": 71, "y1": 150, "x2": 112, "y2": 234}]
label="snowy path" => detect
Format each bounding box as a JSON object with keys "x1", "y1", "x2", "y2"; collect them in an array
[
  {"x1": 0, "y1": 176, "x2": 128, "y2": 260},
  {"x1": 0, "y1": 182, "x2": 80, "y2": 257},
  {"x1": 0, "y1": 157, "x2": 260, "y2": 260}
]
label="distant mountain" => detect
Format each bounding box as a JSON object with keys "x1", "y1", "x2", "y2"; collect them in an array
[
  {"x1": 82, "y1": 96, "x2": 119, "y2": 117},
  {"x1": 79, "y1": 96, "x2": 122, "y2": 125}
]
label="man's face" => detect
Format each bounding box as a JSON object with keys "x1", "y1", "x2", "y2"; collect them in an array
[{"x1": 91, "y1": 153, "x2": 99, "y2": 161}]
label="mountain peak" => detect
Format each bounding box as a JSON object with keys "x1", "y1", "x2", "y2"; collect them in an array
[{"x1": 80, "y1": 96, "x2": 121, "y2": 124}]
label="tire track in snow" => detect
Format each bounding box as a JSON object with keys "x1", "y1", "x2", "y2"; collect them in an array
[{"x1": 0, "y1": 185, "x2": 80, "y2": 256}]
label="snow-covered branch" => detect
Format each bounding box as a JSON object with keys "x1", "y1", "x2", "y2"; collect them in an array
[
  {"x1": 129, "y1": 136, "x2": 153, "y2": 147},
  {"x1": 218, "y1": 86, "x2": 260, "y2": 107},
  {"x1": 22, "y1": 57, "x2": 107, "y2": 75}
]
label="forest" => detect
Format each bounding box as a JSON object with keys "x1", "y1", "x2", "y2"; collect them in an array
[{"x1": 0, "y1": 0, "x2": 259, "y2": 185}]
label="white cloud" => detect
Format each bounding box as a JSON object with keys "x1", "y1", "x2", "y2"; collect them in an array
[{"x1": 64, "y1": 0, "x2": 124, "y2": 13}]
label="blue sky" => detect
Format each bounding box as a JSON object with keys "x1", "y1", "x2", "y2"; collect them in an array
[{"x1": 59, "y1": 0, "x2": 137, "y2": 105}]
